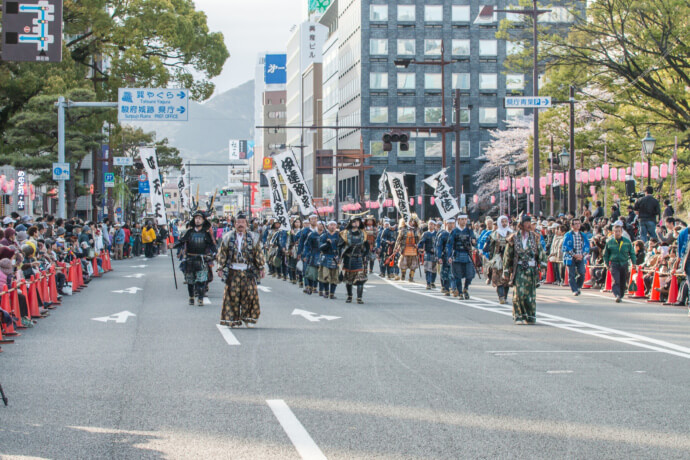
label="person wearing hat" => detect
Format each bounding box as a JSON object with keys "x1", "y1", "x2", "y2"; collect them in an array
[
  {"x1": 417, "y1": 220, "x2": 438, "y2": 290},
  {"x1": 216, "y1": 212, "x2": 265, "y2": 327},
  {"x1": 302, "y1": 220, "x2": 324, "y2": 295},
  {"x1": 266, "y1": 221, "x2": 286, "y2": 278},
  {"x1": 297, "y1": 215, "x2": 319, "y2": 291},
  {"x1": 377, "y1": 218, "x2": 397, "y2": 279},
  {"x1": 142, "y1": 221, "x2": 157, "y2": 258},
  {"x1": 393, "y1": 214, "x2": 421, "y2": 282},
  {"x1": 177, "y1": 211, "x2": 216, "y2": 306},
  {"x1": 338, "y1": 216, "x2": 370, "y2": 304},
  {"x1": 503, "y1": 214, "x2": 546, "y2": 324},
  {"x1": 446, "y1": 215, "x2": 477, "y2": 299},
  {"x1": 318, "y1": 221, "x2": 341, "y2": 299},
  {"x1": 113, "y1": 223, "x2": 126, "y2": 260},
  {"x1": 363, "y1": 216, "x2": 378, "y2": 273},
  {"x1": 603, "y1": 221, "x2": 636, "y2": 303},
  {"x1": 435, "y1": 218, "x2": 456, "y2": 296},
  {"x1": 486, "y1": 216, "x2": 513, "y2": 304},
  {"x1": 286, "y1": 217, "x2": 303, "y2": 285}
]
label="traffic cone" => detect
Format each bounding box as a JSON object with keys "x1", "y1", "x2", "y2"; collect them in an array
[
  {"x1": 582, "y1": 262, "x2": 593, "y2": 289},
  {"x1": 10, "y1": 281, "x2": 22, "y2": 327},
  {"x1": 603, "y1": 270, "x2": 613, "y2": 292},
  {"x1": 107, "y1": 251, "x2": 112, "y2": 271},
  {"x1": 647, "y1": 270, "x2": 662, "y2": 303},
  {"x1": 563, "y1": 266, "x2": 570, "y2": 288},
  {"x1": 628, "y1": 267, "x2": 637, "y2": 295},
  {"x1": 545, "y1": 262, "x2": 555, "y2": 284},
  {"x1": 664, "y1": 274, "x2": 679, "y2": 305},
  {"x1": 632, "y1": 269, "x2": 647, "y2": 298},
  {"x1": 92, "y1": 256, "x2": 100, "y2": 277},
  {"x1": 26, "y1": 277, "x2": 41, "y2": 318},
  {"x1": 49, "y1": 267, "x2": 60, "y2": 304},
  {"x1": 78, "y1": 261, "x2": 86, "y2": 289},
  {"x1": 69, "y1": 263, "x2": 79, "y2": 292},
  {"x1": 1, "y1": 286, "x2": 18, "y2": 338}
]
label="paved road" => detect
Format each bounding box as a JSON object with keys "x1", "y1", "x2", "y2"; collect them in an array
[{"x1": 1, "y1": 256, "x2": 689, "y2": 459}]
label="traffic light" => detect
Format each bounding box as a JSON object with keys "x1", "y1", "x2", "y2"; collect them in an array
[
  {"x1": 382, "y1": 132, "x2": 393, "y2": 152},
  {"x1": 399, "y1": 132, "x2": 409, "y2": 151},
  {"x1": 382, "y1": 130, "x2": 410, "y2": 152}
]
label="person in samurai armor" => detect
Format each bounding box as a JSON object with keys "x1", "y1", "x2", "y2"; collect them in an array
[
  {"x1": 487, "y1": 215, "x2": 513, "y2": 304},
  {"x1": 176, "y1": 211, "x2": 216, "y2": 306},
  {"x1": 318, "y1": 220, "x2": 341, "y2": 299},
  {"x1": 303, "y1": 221, "x2": 324, "y2": 295},
  {"x1": 338, "y1": 216, "x2": 370, "y2": 304},
  {"x1": 436, "y1": 218, "x2": 456, "y2": 296},
  {"x1": 394, "y1": 214, "x2": 421, "y2": 282},
  {"x1": 378, "y1": 218, "x2": 397, "y2": 279},
  {"x1": 418, "y1": 220, "x2": 439, "y2": 290},
  {"x1": 503, "y1": 214, "x2": 547, "y2": 324},
  {"x1": 267, "y1": 221, "x2": 285, "y2": 278},
  {"x1": 446, "y1": 214, "x2": 477, "y2": 299},
  {"x1": 286, "y1": 217, "x2": 303, "y2": 285},
  {"x1": 265, "y1": 220, "x2": 281, "y2": 276},
  {"x1": 216, "y1": 212, "x2": 265, "y2": 328},
  {"x1": 297, "y1": 214, "x2": 319, "y2": 290},
  {"x1": 363, "y1": 216, "x2": 378, "y2": 273}
]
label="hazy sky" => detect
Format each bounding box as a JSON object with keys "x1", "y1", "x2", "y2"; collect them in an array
[{"x1": 194, "y1": 0, "x2": 306, "y2": 95}]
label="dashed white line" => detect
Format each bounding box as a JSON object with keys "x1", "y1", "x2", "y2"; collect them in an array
[
  {"x1": 267, "y1": 399, "x2": 326, "y2": 460},
  {"x1": 546, "y1": 370, "x2": 574, "y2": 374},
  {"x1": 216, "y1": 324, "x2": 240, "y2": 346}
]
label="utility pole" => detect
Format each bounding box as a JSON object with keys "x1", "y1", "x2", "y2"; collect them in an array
[
  {"x1": 454, "y1": 90, "x2": 461, "y2": 202},
  {"x1": 532, "y1": 0, "x2": 541, "y2": 216},
  {"x1": 568, "y1": 85, "x2": 577, "y2": 214}
]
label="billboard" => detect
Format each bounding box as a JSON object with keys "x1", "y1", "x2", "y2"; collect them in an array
[
  {"x1": 308, "y1": 0, "x2": 332, "y2": 13},
  {"x1": 264, "y1": 54, "x2": 287, "y2": 84},
  {"x1": 300, "y1": 22, "x2": 328, "y2": 72},
  {"x1": 229, "y1": 140, "x2": 255, "y2": 161},
  {"x1": 1, "y1": 0, "x2": 63, "y2": 63}
]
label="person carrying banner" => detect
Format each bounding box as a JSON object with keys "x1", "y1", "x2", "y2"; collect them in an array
[
  {"x1": 216, "y1": 212, "x2": 265, "y2": 328},
  {"x1": 503, "y1": 215, "x2": 546, "y2": 324},
  {"x1": 436, "y1": 218, "x2": 456, "y2": 296},
  {"x1": 446, "y1": 215, "x2": 477, "y2": 299},
  {"x1": 487, "y1": 215, "x2": 513, "y2": 304},
  {"x1": 318, "y1": 221, "x2": 340, "y2": 299},
  {"x1": 394, "y1": 214, "x2": 421, "y2": 282},
  {"x1": 418, "y1": 220, "x2": 439, "y2": 290},
  {"x1": 176, "y1": 211, "x2": 216, "y2": 306},
  {"x1": 339, "y1": 216, "x2": 370, "y2": 304}
]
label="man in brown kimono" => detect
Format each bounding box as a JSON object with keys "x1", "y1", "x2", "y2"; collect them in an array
[{"x1": 216, "y1": 212, "x2": 266, "y2": 328}]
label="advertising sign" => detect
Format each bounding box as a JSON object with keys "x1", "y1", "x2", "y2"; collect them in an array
[{"x1": 264, "y1": 54, "x2": 287, "y2": 84}]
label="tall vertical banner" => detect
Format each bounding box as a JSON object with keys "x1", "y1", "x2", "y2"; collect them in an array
[
  {"x1": 423, "y1": 168, "x2": 460, "y2": 220},
  {"x1": 387, "y1": 172, "x2": 411, "y2": 224},
  {"x1": 139, "y1": 147, "x2": 168, "y2": 225},
  {"x1": 273, "y1": 150, "x2": 317, "y2": 215},
  {"x1": 264, "y1": 169, "x2": 290, "y2": 230},
  {"x1": 377, "y1": 171, "x2": 388, "y2": 218},
  {"x1": 181, "y1": 166, "x2": 191, "y2": 211}
]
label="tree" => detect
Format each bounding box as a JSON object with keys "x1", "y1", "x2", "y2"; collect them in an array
[{"x1": 472, "y1": 117, "x2": 532, "y2": 216}]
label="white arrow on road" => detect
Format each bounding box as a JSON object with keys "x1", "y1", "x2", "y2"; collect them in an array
[
  {"x1": 258, "y1": 286, "x2": 272, "y2": 293},
  {"x1": 130, "y1": 265, "x2": 148, "y2": 268},
  {"x1": 291, "y1": 309, "x2": 341, "y2": 323},
  {"x1": 112, "y1": 287, "x2": 143, "y2": 294},
  {"x1": 92, "y1": 311, "x2": 136, "y2": 323},
  {"x1": 123, "y1": 273, "x2": 145, "y2": 278}
]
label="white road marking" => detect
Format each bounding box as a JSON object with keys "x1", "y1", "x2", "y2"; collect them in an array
[
  {"x1": 258, "y1": 285, "x2": 272, "y2": 293},
  {"x1": 215, "y1": 324, "x2": 240, "y2": 345},
  {"x1": 292, "y1": 309, "x2": 341, "y2": 322},
  {"x1": 635, "y1": 370, "x2": 647, "y2": 373},
  {"x1": 112, "y1": 287, "x2": 143, "y2": 294},
  {"x1": 203, "y1": 297, "x2": 211, "y2": 305},
  {"x1": 488, "y1": 350, "x2": 658, "y2": 354},
  {"x1": 546, "y1": 370, "x2": 574, "y2": 374},
  {"x1": 123, "y1": 273, "x2": 145, "y2": 278},
  {"x1": 267, "y1": 399, "x2": 326, "y2": 460},
  {"x1": 376, "y1": 274, "x2": 690, "y2": 360},
  {"x1": 130, "y1": 265, "x2": 148, "y2": 268},
  {"x1": 92, "y1": 311, "x2": 136, "y2": 324}
]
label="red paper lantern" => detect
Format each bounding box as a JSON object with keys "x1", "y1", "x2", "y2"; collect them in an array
[
  {"x1": 417, "y1": 196, "x2": 422, "y2": 205},
  {"x1": 409, "y1": 198, "x2": 414, "y2": 206},
  {"x1": 660, "y1": 163, "x2": 668, "y2": 179},
  {"x1": 619, "y1": 168, "x2": 626, "y2": 182},
  {"x1": 602, "y1": 164, "x2": 609, "y2": 179},
  {"x1": 490, "y1": 195, "x2": 496, "y2": 204},
  {"x1": 611, "y1": 168, "x2": 618, "y2": 181},
  {"x1": 589, "y1": 185, "x2": 596, "y2": 195},
  {"x1": 669, "y1": 159, "x2": 675, "y2": 175},
  {"x1": 473, "y1": 195, "x2": 478, "y2": 204},
  {"x1": 582, "y1": 171, "x2": 589, "y2": 184},
  {"x1": 651, "y1": 165, "x2": 659, "y2": 180},
  {"x1": 546, "y1": 173, "x2": 552, "y2": 185},
  {"x1": 642, "y1": 162, "x2": 649, "y2": 178},
  {"x1": 595, "y1": 167, "x2": 602, "y2": 181},
  {"x1": 634, "y1": 162, "x2": 642, "y2": 177},
  {"x1": 430, "y1": 197, "x2": 435, "y2": 205}
]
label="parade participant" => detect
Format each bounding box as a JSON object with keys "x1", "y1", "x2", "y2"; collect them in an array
[
  {"x1": 297, "y1": 214, "x2": 318, "y2": 290},
  {"x1": 446, "y1": 215, "x2": 477, "y2": 299},
  {"x1": 142, "y1": 221, "x2": 157, "y2": 258},
  {"x1": 378, "y1": 219, "x2": 397, "y2": 279},
  {"x1": 318, "y1": 221, "x2": 340, "y2": 299},
  {"x1": 562, "y1": 217, "x2": 590, "y2": 296},
  {"x1": 487, "y1": 215, "x2": 513, "y2": 304},
  {"x1": 303, "y1": 221, "x2": 324, "y2": 295},
  {"x1": 363, "y1": 216, "x2": 378, "y2": 272},
  {"x1": 393, "y1": 214, "x2": 420, "y2": 282},
  {"x1": 176, "y1": 211, "x2": 215, "y2": 306},
  {"x1": 216, "y1": 212, "x2": 265, "y2": 328},
  {"x1": 418, "y1": 220, "x2": 438, "y2": 290},
  {"x1": 503, "y1": 215, "x2": 547, "y2": 324},
  {"x1": 286, "y1": 217, "x2": 302, "y2": 285},
  {"x1": 436, "y1": 218, "x2": 455, "y2": 296},
  {"x1": 266, "y1": 221, "x2": 281, "y2": 276},
  {"x1": 603, "y1": 221, "x2": 636, "y2": 303},
  {"x1": 339, "y1": 216, "x2": 370, "y2": 304}
]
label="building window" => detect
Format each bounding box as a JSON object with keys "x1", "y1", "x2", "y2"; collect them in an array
[
  {"x1": 507, "y1": 41, "x2": 523, "y2": 55},
  {"x1": 424, "y1": 39, "x2": 442, "y2": 55},
  {"x1": 506, "y1": 73, "x2": 525, "y2": 90},
  {"x1": 424, "y1": 5, "x2": 442, "y2": 21},
  {"x1": 371, "y1": 141, "x2": 386, "y2": 157},
  {"x1": 397, "y1": 107, "x2": 416, "y2": 123},
  {"x1": 506, "y1": 108, "x2": 524, "y2": 121},
  {"x1": 452, "y1": 73, "x2": 471, "y2": 90},
  {"x1": 370, "y1": 106, "x2": 388, "y2": 123},
  {"x1": 424, "y1": 73, "x2": 442, "y2": 90},
  {"x1": 425, "y1": 141, "x2": 442, "y2": 157},
  {"x1": 451, "y1": 39, "x2": 470, "y2": 56},
  {"x1": 370, "y1": 72, "x2": 388, "y2": 90},
  {"x1": 479, "y1": 141, "x2": 490, "y2": 157},
  {"x1": 424, "y1": 107, "x2": 442, "y2": 123},
  {"x1": 397, "y1": 73, "x2": 415, "y2": 89},
  {"x1": 370, "y1": 39, "x2": 388, "y2": 55},
  {"x1": 452, "y1": 109, "x2": 470, "y2": 123},
  {"x1": 398, "y1": 5, "x2": 415, "y2": 21},
  {"x1": 479, "y1": 107, "x2": 498, "y2": 124},
  {"x1": 398, "y1": 141, "x2": 416, "y2": 157},
  {"x1": 451, "y1": 5, "x2": 470, "y2": 22},
  {"x1": 451, "y1": 141, "x2": 471, "y2": 157},
  {"x1": 370, "y1": 4, "x2": 388, "y2": 21},
  {"x1": 397, "y1": 39, "x2": 415, "y2": 55},
  {"x1": 479, "y1": 40, "x2": 497, "y2": 56},
  {"x1": 479, "y1": 73, "x2": 497, "y2": 90}
]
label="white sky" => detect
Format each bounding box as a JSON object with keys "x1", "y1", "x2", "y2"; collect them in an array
[{"x1": 194, "y1": 0, "x2": 306, "y2": 95}]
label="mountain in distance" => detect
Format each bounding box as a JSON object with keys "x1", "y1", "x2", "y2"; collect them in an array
[{"x1": 134, "y1": 79, "x2": 255, "y2": 195}]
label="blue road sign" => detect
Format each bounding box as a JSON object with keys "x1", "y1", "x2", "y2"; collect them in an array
[
  {"x1": 117, "y1": 88, "x2": 189, "y2": 122},
  {"x1": 504, "y1": 96, "x2": 552, "y2": 108},
  {"x1": 139, "y1": 181, "x2": 150, "y2": 194},
  {"x1": 52, "y1": 162, "x2": 70, "y2": 181}
]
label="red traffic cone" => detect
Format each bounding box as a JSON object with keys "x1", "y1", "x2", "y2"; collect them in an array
[
  {"x1": 628, "y1": 267, "x2": 637, "y2": 295},
  {"x1": 632, "y1": 269, "x2": 647, "y2": 298},
  {"x1": 563, "y1": 266, "x2": 570, "y2": 288},
  {"x1": 26, "y1": 277, "x2": 41, "y2": 318},
  {"x1": 1, "y1": 286, "x2": 18, "y2": 339},
  {"x1": 647, "y1": 270, "x2": 662, "y2": 303},
  {"x1": 664, "y1": 274, "x2": 679, "y2": 305},
  {"x1": 49, "y1": 267, "x2": 60, "y2": 304},
  {"x1": 582, "y1": 262, "x2": 593, "y2": 289},
  {"x1": 545, "y1": 262, "x2": 555, "y2": 284},
  {"x1": 603, "y1": 270, "x2": 613, "y2": 292},
  {"x1": 92, "y1": 256, "x2": 100, "y2": 277}
]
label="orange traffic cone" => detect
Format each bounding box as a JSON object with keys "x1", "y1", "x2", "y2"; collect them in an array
[
  {"x1": 628, "y1": 267, "x2": 637, "y2": 295},
  {"x1": 26, "y1": 277, "x2": 40, "y2": 318},
  {"x1": 603, "y1": 270, "x2": 613, "y2": 292},
  {"x1": 648, "y1": 270, "x2": 662, "y2": 303},
  {"x1": 10, "y1": 281, "x2": 22, "y2": 327},
  {"x1": 92, "y1": 256, "x2": 100, "y2": 277},
  {"x1": 664, "y1": 274, "x2": 679, "y2": 305},
  {"x1": 563, "y1": 266, "x2": 570, "y2": 288},
  {"x1": 632, "y1": 269, "x2": 647, "y2": 298},
  {"x1": 545, "y1": 262, "x2": 555, "y2": 284},
  {"x1": 582, "y1": 262, "x2": 593, "y2": 289},
  {"x1": 1, "y1": 286, "x2": 18, "y2": 338},
  {"x1": 49, "y1": 267, "x2": 60, "y2": 304}
]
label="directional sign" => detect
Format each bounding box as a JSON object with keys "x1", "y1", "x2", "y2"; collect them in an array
[
  {"x1": 1, "y1": 0, "x2": 63, "y2": 63},
  {"x1": 117, "y1": 88, "x2": 189, "y2": 122},
  {"x1": 111, "y1": 287, "x2": 143, "y2": 294},
  {"x1": 104, "y1": 172, "x2": 115, "y2": 188},
  {"x1": 138, "y1": 180, "x2": 150, "y2": 194},
  {"x1": 504, "y1": 96, "x2": 552, "y2": 108},
  {"x1": 113, "y1": 157, "x2": 134, "y2": 166},
  {"x1": 52, "y1": 162, "x2": 70, "y2": 181},
  {"x1": 91, "y1": 311, "x2": 136, "y2": 324},
  {"x1": 291, "y1": 309, "x2": 341, "y2": 322}
]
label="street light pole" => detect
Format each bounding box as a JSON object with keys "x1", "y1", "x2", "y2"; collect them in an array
[
  {"x1": 568, "y1": 86, "x2": 577, "y2": 214},
  {"x1": 531, "y1": 0, "x2": 541, "y2": 216}
]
